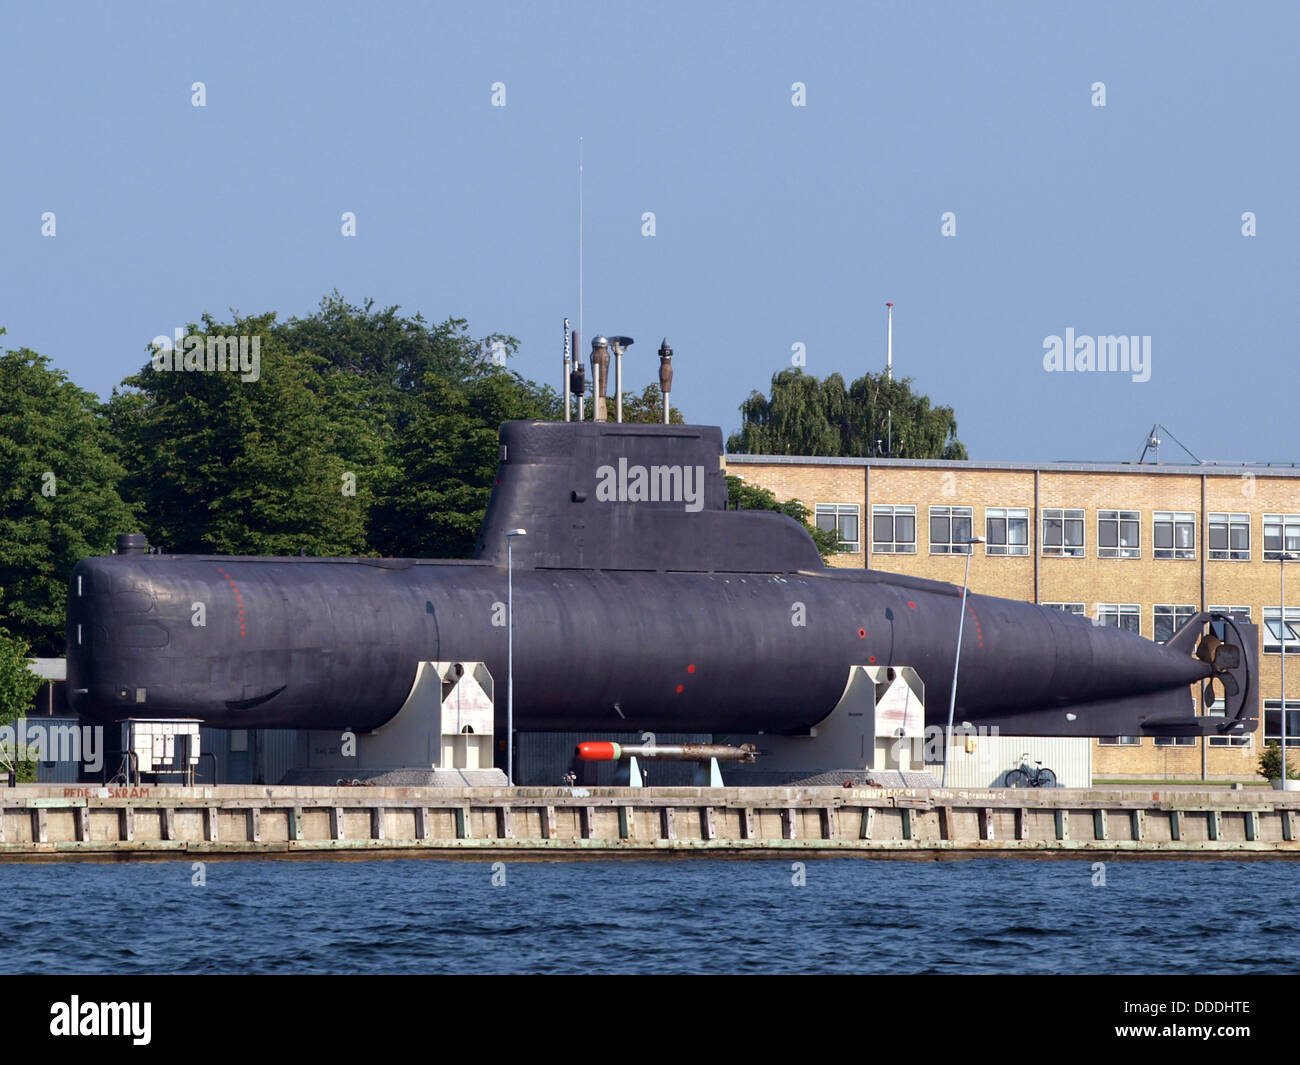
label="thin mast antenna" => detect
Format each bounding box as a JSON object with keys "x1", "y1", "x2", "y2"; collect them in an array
[
  {"x1": 885, "y1": 301, "x2": 894, "y2": 380},
  {"x1": 578, "y1": 137, "x2": 584, "y2": 368}
]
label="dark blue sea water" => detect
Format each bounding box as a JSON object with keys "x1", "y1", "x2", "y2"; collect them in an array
[{"x1": 5, "y1": 858, "x2": 1297, "y2": 975}]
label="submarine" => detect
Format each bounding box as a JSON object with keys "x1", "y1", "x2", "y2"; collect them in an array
[{"x1": 65, "y1": 419, "x2": 1258, "y2": 744}]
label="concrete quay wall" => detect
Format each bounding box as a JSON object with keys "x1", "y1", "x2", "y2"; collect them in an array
[{"x1": 1, "y1": 784, "x2": 1296, "y2": 861}]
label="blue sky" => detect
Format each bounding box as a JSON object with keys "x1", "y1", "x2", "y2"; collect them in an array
[{"x1": 1, "y1": 0, "x2": 1295, "y2": 462}]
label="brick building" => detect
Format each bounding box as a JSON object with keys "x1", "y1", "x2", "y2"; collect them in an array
[{"x1": 724, "y1": 452, "x2": 1300, "y2": 781}]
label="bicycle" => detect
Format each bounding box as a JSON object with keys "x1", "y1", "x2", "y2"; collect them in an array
[{"x1": 1005, "y1": 753, "x2": 1057, "y2": 788}]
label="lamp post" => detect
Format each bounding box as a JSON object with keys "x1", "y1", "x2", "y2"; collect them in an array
[
  {"x1": 1282, "y1": 551, "x2": 1297, "y2": 786},
  {"x1": 943, "y1": 536, "x2": 985, "y2": 787},
  {"x1": 505, "y1": 528, "x2": 527, "y2": 785}
]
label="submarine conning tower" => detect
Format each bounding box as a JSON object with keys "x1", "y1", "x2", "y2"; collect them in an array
[{"x1": 474, "y1": 420, "x2": 825, "y2": 573}]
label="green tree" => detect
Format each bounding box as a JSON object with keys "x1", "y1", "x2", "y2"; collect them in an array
[
  {"x1": 0, "y1": 336, "x2": 138, "y2": 654},
  {"x1": 726, "y1": 475, "x2": 840, "y2": 562},
  {"x1": 273, "y1": 295, "x2": 560, "y2": 557},
  {"x1": 274, "y1": 292, "x2": 545, "y2": 432},
  {"x1": 108, "y1": 312, "x2": 379, "y2": 556},
  {"x1": 1259, "y1": 741, "x2": 1300, "y2": 781},
  {"x1": 600, "y1": 383, "x2": 685, "y2": 425},
  {"x1": 0, "y1": 627, "x2": 41, "y2": 725},
  {"x1": 727, "y1": 368, "x2": 967, "y2": 459},
  {"x1": 111, "y1": 297, "x2": 563, "y2": 561},
  {"x1": 0, "y1": 616, "x2": 41, "y2": 782},
  {"x1": 369, "y1": 370, "x2": 560, "y2": 558},
  {"x1": 275, "y1": 292, "x2": 479, "y2": 384}
]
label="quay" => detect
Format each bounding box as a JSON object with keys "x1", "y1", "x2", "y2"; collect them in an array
[{"x1": 1, "y1": 784, "x2": 1298, "y2": 861}]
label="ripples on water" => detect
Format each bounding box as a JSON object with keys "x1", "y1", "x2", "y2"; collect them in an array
[{"x1": 6, "y1": 858, "x2": 1297, "y2": 975}]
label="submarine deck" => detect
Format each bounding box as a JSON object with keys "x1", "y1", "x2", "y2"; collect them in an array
[{"x1": 0, "y1": 784, "x2": 1297, "y2": 861}]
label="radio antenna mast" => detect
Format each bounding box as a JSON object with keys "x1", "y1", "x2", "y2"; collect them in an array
[
  {"x1": 578, "y1": 137, "x2": 584, "y2": 367},
  {"x1": 885, "y1": 301, "x2": 894, "y2": 380}
]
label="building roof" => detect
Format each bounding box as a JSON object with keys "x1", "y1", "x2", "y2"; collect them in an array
[{"x1": 726, "y1": 454, "x2": 1300, "y2": 478}]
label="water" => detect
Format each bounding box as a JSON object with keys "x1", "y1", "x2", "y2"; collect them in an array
[{"x1": 5, "y1": 858, "x2": 1297, "y2": 974}]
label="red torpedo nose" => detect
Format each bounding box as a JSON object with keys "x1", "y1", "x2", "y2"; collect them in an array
[{"x1": 576, "y1": 742, "x2": 620, "y2": 761}]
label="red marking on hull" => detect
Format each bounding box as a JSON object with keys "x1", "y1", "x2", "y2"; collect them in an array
[{"x1": 215, "y1": 565, "x2": 247, "y2": 638}]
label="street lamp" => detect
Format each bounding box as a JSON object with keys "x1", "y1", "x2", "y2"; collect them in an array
[
  {"x1": 943, "y1": 536, "x2": 985, "y2": 787},
  {"x1": 1281, "y1": 551, "x2": 1297, "y2": 787},
  {"x1": 505, "y1": 528, "x2": 527, "y2": 785}
]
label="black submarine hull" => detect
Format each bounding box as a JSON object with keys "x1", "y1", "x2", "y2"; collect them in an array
[{"x1": 65, "y1": 420, "x2": 1254, "y2": 740}]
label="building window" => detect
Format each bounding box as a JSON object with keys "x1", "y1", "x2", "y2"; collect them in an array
[
  {"x1": 1041, "y1": 602, "x2": 1086, "y2": 615},
  {"x1": 1098, "y1": 736, "x2": 1142, "y2": 746},
  {"x1": 1153, "y1": 735, "x2": 1196, "y2": 747},
  {"x1": 1098, "y1": 509, "x2": 1141, "y2": 559},
  {"x1": 985, "y1": 507, "x2": 1029, "y2": 556},
  {"x1": 1208, "y1": 513, "x2": 1250, "y2": 561},
  {"x1": 872, "y1": 505, "x2": 916, "y2": 554},
  {"x1": 1153, "y1": 511, "x2": 1195, "y2": 560},
  {"x1": 1209, "y1": 606, "x2": 1251, "y2": 622},
  {"x1": 1097, "y1": 603, "x2": 1141, "y2": 634},
  {"x1": 1153, "y1": 604, "x2": 1195, "y2": 644},
  {"x1": 1206, "y1": 693, "x2": 1252, "y2": 747},
  {"x1": 1262, "y1": 608, "x2": 1300, "y2": 654},
  {"x1": 1264, "y1": 701, "x2": 1300, "y2": 748},
  {"x1": 1263, "y1": 514, "x2": 1300, "y2": 560},
  {"x1": 929, "y1": 506, "x2": 974, "y2": 554},
  {"x1": 1041, "y1": 508, "x2": 1085, "y2": 557},
  {"x1": 815, "y1": 504, "x2": 860, "y2": 553}
]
